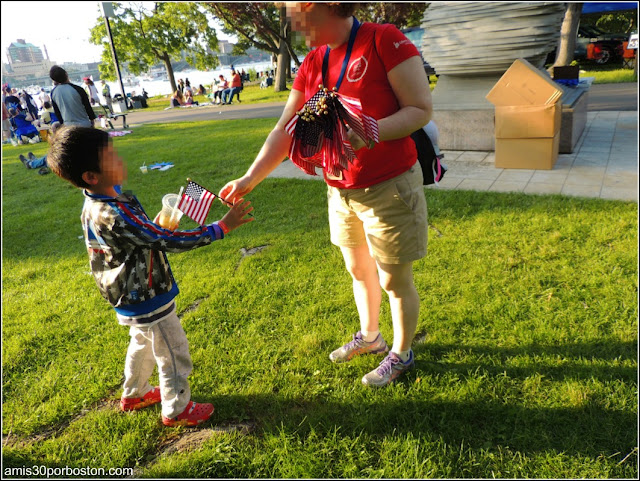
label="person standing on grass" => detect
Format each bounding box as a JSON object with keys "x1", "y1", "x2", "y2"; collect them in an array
[
  {"x1": 47, "y1": 126, "x2": 254, "y2": 426},
  {"x1": 101, "y1": 80, "x2": 112, "y2": 110},
  {"x1": 83, "y1": 78, "x2": 101, "y2": 106},
  {"x1": 49, "y1": 66, "x2": 96, "y2": 128},
  {"x1": 219, "y1": 2, "x2": 432, "y2": 387}
]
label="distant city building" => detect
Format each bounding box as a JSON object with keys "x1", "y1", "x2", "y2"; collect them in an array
[
  {"x1": 7, "y1": 39, "x2": 44, "y2": 64},
  {"x1": 218, "y1": 40, "x2": 234, "y2": 55},
  {"x1": 3, "y1": 38, "x2": 54, "y2": 86}
]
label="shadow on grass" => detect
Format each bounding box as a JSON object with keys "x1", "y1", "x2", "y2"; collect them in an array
[
  {"x1": 2, "y1": 339, "x2": 636, "y2": 474},
  {"x1": 196, "y1": 340, "x2": 637, "y2": 459}
]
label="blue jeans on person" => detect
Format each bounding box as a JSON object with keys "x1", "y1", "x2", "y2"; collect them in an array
[
  {"x1": 221, "y1": 88, "x2": 232, "y2": 104},
  {"x1": 28, "y1": 155, "x2": 47, "y2": 169},
  {"x1": 229, "y1": 87, "x2": 241, "y2": 103}
]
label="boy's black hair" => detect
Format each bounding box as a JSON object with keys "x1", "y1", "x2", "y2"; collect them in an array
[
  {"x1": 43, "y1": 101, "x2": 52, "y2": 109},
  {"x1": 47, "y1": 126, "x2": 111, "y2": 189}
]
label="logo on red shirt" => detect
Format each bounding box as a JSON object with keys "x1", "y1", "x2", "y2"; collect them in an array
[{"x1": 347, "y1": 56, "x2": 368, "y2": 83}]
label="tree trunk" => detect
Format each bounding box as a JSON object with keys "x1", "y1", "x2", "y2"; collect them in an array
[
  {"x1": 553, "y1": 3, "x2": 583, "y2": 67},
  {"x1": 274, "y1": 5, "x2": 289, "y2": 92},
  {"x1": 162, "y1": 52, "x2": 177, "y2": 94},
  {"x1": 275, "y1": 40, "x2": 290, "y2": 91}
]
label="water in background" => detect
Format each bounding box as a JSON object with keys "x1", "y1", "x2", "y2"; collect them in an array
[{"x1": 106, "y1": 60, "x2": 277, "y2": 100}]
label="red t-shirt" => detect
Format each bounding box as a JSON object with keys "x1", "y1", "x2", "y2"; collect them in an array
[{"x1": 292, "y1": 22, "x2": 420, "y2": 189}]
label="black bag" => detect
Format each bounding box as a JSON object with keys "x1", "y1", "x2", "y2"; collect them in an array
[{"x1": 411, "y1": 127, "x2": 447, "y2": 185}]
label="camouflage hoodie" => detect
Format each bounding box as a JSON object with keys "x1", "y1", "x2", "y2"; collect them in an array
[{"x1": 81, "y1": 189, "x2": 224, "y2": 323}]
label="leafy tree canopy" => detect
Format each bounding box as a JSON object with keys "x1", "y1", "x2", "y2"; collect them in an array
[
  {"x1": 358, "y1": 2, "x2": 428, "y2": 28},
  {"x1": 90, "y1": 2, "x2": 219, "y2": 91}
]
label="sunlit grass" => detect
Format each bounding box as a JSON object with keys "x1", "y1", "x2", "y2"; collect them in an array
[{"x1": 2, "y1": 119, "x2": 637, "y2": 478}]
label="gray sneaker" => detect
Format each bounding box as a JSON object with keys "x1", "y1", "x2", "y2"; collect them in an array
[
  {"x1": 362, "y1": 350, "x2": 414, "y2": 387},
  {"x1": 329, "y1": 331, "x2": 389, "y2": 363}
]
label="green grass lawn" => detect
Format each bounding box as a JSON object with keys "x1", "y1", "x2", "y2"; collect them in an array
[{"x1": 2, "y1": 119, "x2": 638, "y2": 478}]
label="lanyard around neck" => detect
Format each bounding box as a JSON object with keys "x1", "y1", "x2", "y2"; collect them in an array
[{"x1": 322, "y1": 17, "x2": 360, "y2": 92}]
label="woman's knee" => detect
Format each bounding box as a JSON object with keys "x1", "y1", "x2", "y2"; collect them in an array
[
  {"x1": 377, "y1": 263, "x2": 415, "y2": 296},
  {"x1": 341, "y1": 246, "x2": 378, "y2": 282}
]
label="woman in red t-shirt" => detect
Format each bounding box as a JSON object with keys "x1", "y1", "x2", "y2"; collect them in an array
[{"x1": 219, "y1": 2, "x2": 433, "y2": 387}]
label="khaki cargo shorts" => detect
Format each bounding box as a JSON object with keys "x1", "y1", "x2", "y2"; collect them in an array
[{"x1": 327, "y1": 162, "x2": 428, "y2": 265}]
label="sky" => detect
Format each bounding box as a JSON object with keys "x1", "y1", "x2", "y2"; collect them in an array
[
  {"x1": 0, "y1": 1, "x2": 235, "y2": 66},
  {"x1": 1, "y1": 1, "x2": 106, "y2": 64}
]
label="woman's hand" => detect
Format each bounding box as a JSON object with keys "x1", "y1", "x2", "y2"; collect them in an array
[
  {"x1": 346, "y1": 127, "x2": 367, "y2": 151},
  {"x1": 219, "y1": 176, "x2": 255, "y2": 205}
]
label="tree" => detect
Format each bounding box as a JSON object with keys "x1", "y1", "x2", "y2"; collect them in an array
[
  {"x1": 581, "y1": 10, "x2": 637, "y2": 34},
  {"x1": 203, "y1": 3, "x2": 297, "y2": 92},
  {"x1": 90, "y1": 2, "x2": 219, "y2": 94},
  {"x1": 553, "y1": 3, "x2": 583, "y2": 67},
  {"x1": 359, "y1": 3, "x2": 427, "y2": 28},
  {"x1": 204, "y1": 2, "x2": 429, "y2": 92}
]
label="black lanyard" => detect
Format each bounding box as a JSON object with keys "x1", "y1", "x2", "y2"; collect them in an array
[{"x1": 321, "y1": 17, "x2": 360, "y2": 92}]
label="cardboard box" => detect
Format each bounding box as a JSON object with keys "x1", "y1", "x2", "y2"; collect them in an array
[
  {"x1": 487, "y1": 59, "x2": 564, "y2": 170},
  {"x1": 486, "y1": 58, "x2": 563, "y2": 107},
  {"x1": 495, "y1": 133, "x2": 560, "y2": 170},
  {"x1": 495, "y1": 103, "x2": 562, "y2": 139}
]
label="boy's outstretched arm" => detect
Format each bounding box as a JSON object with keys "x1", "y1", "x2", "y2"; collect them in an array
[{"x1": 100, "y1": 199, "x2": 253, "y2": 253}]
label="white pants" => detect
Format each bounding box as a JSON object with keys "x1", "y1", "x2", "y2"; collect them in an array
[{"x1": 122, "y1": 308, "x2": 192, "y2": 419}]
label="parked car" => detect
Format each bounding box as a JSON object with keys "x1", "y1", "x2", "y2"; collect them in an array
[
  {"x1": 547, "y1": 24, "x2": 627, "y2": 65},
  {"x1": 576, "y1": 25, "x2": 627, "y2": 64}
]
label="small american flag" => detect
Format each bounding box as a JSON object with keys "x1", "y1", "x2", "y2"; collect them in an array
[{"x1": 177, "y1": 180, "x2": 215, "y2": 225}]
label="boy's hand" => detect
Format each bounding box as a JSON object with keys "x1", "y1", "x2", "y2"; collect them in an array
[{"x1": 220, "y1": 198, "x2": 254, "y2": 232}]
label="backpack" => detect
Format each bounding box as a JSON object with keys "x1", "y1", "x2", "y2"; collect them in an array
[
  {"x1": 371, "y1": 26, "x2": 447, "y2": 185},
  {"x1": 411, "y1": 126, "x2": 447, "y2": 185}
]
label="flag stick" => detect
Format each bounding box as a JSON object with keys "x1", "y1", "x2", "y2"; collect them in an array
[
  {"x1": 168, "y1": 185, "x2": 184, "y2": 227},
  {"x1": 187, "y1": 178, "x2": 253, "y2": 217}
]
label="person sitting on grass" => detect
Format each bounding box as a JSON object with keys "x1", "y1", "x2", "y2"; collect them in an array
[
  {"x1": 46, "y1": 126, "x2": 254, "y2": 427},
  {"x1": 18, "y1": 121, "x2": 62, "y2": 175},
  {"x1": 38, "y1": 101, "x2": 59, "y2": 126},
  {"x1": 8, "y1": 107, "x2": 40, "y2": 144},
  {"x1": 184, "y1": 89, "x2": 199, "y2": 106},
  {"x1": 170, "y1": 89, "x2": 185, "y2": 108}
]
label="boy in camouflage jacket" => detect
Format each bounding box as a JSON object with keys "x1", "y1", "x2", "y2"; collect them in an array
[{"x1": 47, "y1": 126, "x2": 253, "y2": 427}]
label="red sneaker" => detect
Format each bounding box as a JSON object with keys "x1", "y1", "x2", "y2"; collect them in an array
[
  {"x1": 162, "y1": 401, "x2": 214, "y2": 427},
  {"x1": 120, "y1": 387, "x2": 162, "y2": 412}
]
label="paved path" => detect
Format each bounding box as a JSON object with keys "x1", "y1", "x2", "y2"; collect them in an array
[
  {"x1": 123, "y1": 82, "x2": 636, "y2": 127},
  {"x1": 271, "y1": 111, "x2": 637, "y2": 202},
  {"x1": 124, "y1": 84, "x2": 638, "y2": 202}
]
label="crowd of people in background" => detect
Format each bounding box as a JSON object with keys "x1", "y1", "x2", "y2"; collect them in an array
[
  {"x1": 167, "y1": 67, "x2": 283, "y2": 109},
  {"x1": 4, "y1": 64, "x2": 284, "y2": 138}
]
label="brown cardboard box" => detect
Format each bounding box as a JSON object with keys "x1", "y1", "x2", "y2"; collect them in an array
[
  {"x1": 486, "y1": 58, "x2": 563, "y2": 107},
  {"x1": 495, "y1": 104, "x2": 562, "y2": 138},
  {"x1": 495, "y1": 133, "x2": 560, "y2": 170},
  {"x1": 487, "y1": 59, "x2": 564, "y2": 169}
]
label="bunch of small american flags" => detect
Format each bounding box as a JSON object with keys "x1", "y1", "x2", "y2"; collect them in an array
[{"x1": 285, "y1": 86, "x2": 379, "y2": 178}]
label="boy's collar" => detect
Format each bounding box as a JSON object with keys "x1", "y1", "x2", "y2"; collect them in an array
[{"x1": 84, "y1": 185, "x2": 132, "y2": 201}]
